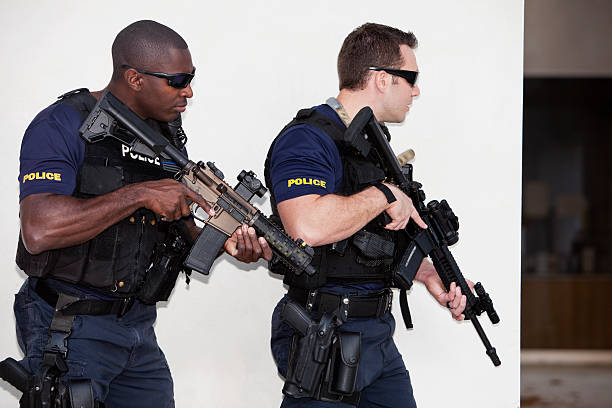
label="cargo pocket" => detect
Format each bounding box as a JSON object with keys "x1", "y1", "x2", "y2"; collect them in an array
[{"x1": 14, "y1": 288, "x2": 53, "y2": 357}]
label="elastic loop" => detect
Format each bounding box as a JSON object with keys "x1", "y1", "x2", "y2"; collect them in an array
[{"x1": 373, "y1": 183, "x2": 396, "y2": 204}]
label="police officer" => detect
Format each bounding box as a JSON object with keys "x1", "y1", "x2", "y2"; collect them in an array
[
  {"x1": 15, "y1": 20, "x2": 271, "y2": 407},
  {"x1": 267, "y1": 23, "x2": 472, "y2": 407}
]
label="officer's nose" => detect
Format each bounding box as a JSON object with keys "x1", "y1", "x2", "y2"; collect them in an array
[{"x1": 181, "y1": 83, "x2": 194, "y2": 99}]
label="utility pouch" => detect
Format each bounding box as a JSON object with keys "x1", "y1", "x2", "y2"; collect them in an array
[
  {"x1": 136, "y1": 224, "x2": 192, "y2": 305},
  {"x1": 325, "y1": 331, "x2": 361, "y2": 397},
  {"x1": 352, "y1": 230, "x2": 394, "y2": 267}
]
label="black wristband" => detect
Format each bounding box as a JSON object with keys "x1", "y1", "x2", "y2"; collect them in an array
[{"x1": 373, "y1": 183, "x2": 396, "y2": 204}]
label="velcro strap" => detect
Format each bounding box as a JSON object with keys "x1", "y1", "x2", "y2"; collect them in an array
[
  {"x1": 60, "y1": 298, "x2": 133, "y2": 316},
  {"x1": 399, "y1": 289, "x2": 413, "y2": 329},
  {"x1": 49, "y1": 293, "x2": 79, "y2": 332},
  {"x1": 352, "y1": 231, "x2": 395, "y2": 259},
  {"x1": 288, "y1": 288, "x2": 392, "y2": 318},
  {"x1": 373, "y1": 183, "x2": 396, "y2": 204}
]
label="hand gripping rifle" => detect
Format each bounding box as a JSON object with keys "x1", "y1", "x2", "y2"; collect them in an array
[
  {"x1": 345, "y1": 107, "x2": 501, "y2": 366},
  {"x1": 79, "y1": 91, "x2": 316, "y2": 277}
]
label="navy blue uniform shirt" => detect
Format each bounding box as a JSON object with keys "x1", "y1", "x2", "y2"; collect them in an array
[
  {"x1": 269, "y1": 104, "x2": 383, "y2": 292},
  {"x1": 269, "y1": 104, "x2": 344, "y2": 203},
  {"x1": 19, "y1": 103, "x2": 85, "y2": 202}
]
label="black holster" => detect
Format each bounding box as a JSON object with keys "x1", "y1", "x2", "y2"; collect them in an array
[
  {"x1": 136, "y1": 224, "x2": 192, "y2": 305},
  {"x1": 0, "y1": 357, "x2": 100, "y2": 408},
  {"x1": 282, "y1": 301, "x2": 362, "y2": 406}
]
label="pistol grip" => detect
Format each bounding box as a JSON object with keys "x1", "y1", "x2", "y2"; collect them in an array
[{"x1": 0, "y1": 357, "x2": 30, "y2": 393}]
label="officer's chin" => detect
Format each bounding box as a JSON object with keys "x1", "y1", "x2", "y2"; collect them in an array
[{"x1": 153, "y1": 112, "x2": 180, "y2": 123}]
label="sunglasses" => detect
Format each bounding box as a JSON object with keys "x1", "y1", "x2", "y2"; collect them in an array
[
  {"x1": 369, "y1": 67, "x2": 418, "y2": 87},
  {"x1": 121, "y1": 65, "x2": 196, "y2": 89}
]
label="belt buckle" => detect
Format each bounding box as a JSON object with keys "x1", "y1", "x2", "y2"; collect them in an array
[
  {"x1": 45, "y1": 332, "x2": 69, "y2": 358},
  {"x1": 117, "y1": 297, "x2": 135, "y2": 317}
]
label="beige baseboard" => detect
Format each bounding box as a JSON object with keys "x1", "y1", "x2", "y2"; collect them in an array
[{"x1": 521, "y1": 349, "x2": 612, "y2": 366}]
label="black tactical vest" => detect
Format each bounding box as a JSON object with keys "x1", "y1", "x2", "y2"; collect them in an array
[
  {"x1": 264, "y1": 108, "x2": 397, "y2": 290},
  {"x1": 16, "y1": 89, "x2": 181, "y2": 296}
]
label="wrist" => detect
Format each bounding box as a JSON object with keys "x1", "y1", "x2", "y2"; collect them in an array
[
  {"x1": 414, "y1": 260, "x2": 436, "y2": 284},
  {"x1": 373, "y1": 182, "x2": 396, "y2": 205},
  {"x1": 122, "y1": 182, "x2": 148, "y2": 209}
]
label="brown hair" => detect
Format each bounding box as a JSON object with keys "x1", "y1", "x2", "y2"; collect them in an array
[{"x1": 337, "y1": 23, "x2": 418, "y2": 91}]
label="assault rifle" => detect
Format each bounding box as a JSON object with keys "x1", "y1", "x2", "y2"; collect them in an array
[
  {"x1": 79, "y1": 91, "x2": 316, "y2": 277},
  {"x1": 344, "y1": 107, "x2": 501, "y2": 367}
]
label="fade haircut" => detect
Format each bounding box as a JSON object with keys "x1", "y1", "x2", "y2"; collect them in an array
[
  {"x1": 337, "y1": 23, "x2": 418, "y2": 91},
  {"x1": 111, "y1": 20, "x2": 188, "y2": 80}
]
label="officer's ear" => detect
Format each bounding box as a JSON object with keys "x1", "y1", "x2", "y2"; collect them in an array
[
  {"x1": 124, "y1": 68, "x2": 144, "y2": 91},
  {"x1": 371, "y1": 70, "x2": 390, "y2": 94}
]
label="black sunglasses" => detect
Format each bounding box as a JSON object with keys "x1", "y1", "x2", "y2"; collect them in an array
[
  {"x1": 369, "y1": 67, "x2": 418, "y2": 87},
  {"x1": 121, "y1": 65, "x2": 196, "y2": 89}
]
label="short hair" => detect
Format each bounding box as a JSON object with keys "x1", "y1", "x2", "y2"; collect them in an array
[
  {"x1": 111, "y1": 20, "x2": 188, "y2": 80},
  {"x1": 337, "y1": 23, "x2": 418, "y2": 91}
]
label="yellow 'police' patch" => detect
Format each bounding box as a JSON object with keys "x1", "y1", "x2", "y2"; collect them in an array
[
  {"x1": 287, "y1": 178, "x2": 326, "y2": 188},
  {"x1": 22, "y1": 172, "x2": 62, "y2": 183}
]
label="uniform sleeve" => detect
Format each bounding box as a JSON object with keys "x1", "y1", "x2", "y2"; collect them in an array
[
  {"x1": 269, "y1": 124, "x2": 341, "y2": 204},
  {"x1": 18, "y1": 104, "x2": 85, "y2": 202}
]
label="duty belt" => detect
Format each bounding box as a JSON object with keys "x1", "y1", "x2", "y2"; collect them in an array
[
  {"x1": 288, "y1": 287, "x2": 393, "y2": 318},
  {"x1": 35, "y1": 279, "x2": 135, "y2": 317}
]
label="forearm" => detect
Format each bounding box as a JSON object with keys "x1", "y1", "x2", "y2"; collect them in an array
[
  {"x1": 414, "y1": 258, "x2": 438, "y2": 285},
  {"x1": 278, "y1": 186, "x2": 388, "y2": 246},
  {"x1": 20, "y1": 184, "x2": 148, "y2": 254}
]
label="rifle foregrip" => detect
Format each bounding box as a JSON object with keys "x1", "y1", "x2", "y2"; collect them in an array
[
  {"x1": 251, "y1": 214, "x2": 316, "y2": 276},
  {"x1": 184, "y1": 224, "x2": 228, "y2": 275},
  {"x1": 0, "y1": 357, "x2": 30, "y2": 393},
  {"x1": 430, "y1": 245, "x2": 478, "y2": 307}
]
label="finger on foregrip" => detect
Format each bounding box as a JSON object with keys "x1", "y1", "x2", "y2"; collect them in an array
[
  {"x1": 248, "y1": 229, "x2": 262, "y2": 257},
  {"x1": 236, "y1": 228, "x2": 246, "y2": 251},
  {"x1": 243, "y1": 230, "x2": 253, "y2": 254}
]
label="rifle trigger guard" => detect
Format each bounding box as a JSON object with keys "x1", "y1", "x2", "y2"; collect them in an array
[{"x1": 190, "y1": 202, "x2": 212, "y2": 223}]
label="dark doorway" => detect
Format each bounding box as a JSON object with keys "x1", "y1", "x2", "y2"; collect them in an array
[{"x1": 522, "y1": 78, "x2": 612, "y2": 349}]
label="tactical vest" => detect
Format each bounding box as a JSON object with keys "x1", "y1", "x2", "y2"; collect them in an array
[
  {"x1": 264, "y1": 108, "x2": 397, "y2": 290},
  {"x1": 16, "y1": 89, "x2": 181, "y2": 296}
]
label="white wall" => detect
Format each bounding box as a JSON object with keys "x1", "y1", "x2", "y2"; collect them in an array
[{"x1": 0, "y1": 1, "x2": 523, "y2": 407}]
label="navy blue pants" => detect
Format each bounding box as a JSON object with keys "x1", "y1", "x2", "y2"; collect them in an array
[
  {"x1": 271, "y1": 294, "x2": 417, "y2": 408},
  {"x1": 14, "y1": 279, "x2": 174, "y2": 407}
]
